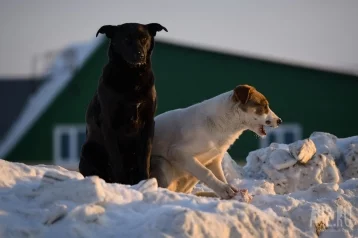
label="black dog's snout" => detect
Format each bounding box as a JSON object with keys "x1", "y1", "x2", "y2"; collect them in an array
[
  {"x1": 277, "y1": 118, "x2": 282, "y2": 125},
  {"x1": 137, "y1": 51, "x2": 144, "y2": 60}
]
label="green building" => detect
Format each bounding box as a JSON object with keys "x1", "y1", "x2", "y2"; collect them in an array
[{"x1": 1, "y1": 37, "x2": 357, "y2": 169}]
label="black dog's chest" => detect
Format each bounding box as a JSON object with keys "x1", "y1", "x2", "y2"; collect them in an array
[
  {"x1": 97, "y1": 59, "x2": 157, "y2": 137},
  {"x1": 111, "y1": 100, "x2": 146, "y2": 131}
]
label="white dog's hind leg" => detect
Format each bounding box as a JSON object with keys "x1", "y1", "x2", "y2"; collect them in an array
[{"x1": 150, "y1": 155, "x2": 174, "y2": 189}]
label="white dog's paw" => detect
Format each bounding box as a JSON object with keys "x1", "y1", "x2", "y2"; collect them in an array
[{"x1": 215, "y1": 183, "x2": 238, "y2": 199}]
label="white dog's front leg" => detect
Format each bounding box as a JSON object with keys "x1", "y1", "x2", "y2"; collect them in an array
[
  {"x1": 206, "y1": 158, "x2": 227, "y2": 184},
  {"x1": 170, "y1": 148, "x2": 237, "y2": 199}
]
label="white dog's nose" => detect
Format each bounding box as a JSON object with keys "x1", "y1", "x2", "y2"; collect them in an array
[
  {"x1": 277, "y1": 118, "x2": 282, "y2": 125},
  {"x1": 265, "y1": 108, "x2": 282, "y2": 127},
  {"x1": 265, "y1": 118, "x2": 282, "y2": 127}
]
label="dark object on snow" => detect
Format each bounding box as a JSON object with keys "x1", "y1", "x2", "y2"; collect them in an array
[{"x1": 79, "y1": 22, "x2": 168, "y2": 185}]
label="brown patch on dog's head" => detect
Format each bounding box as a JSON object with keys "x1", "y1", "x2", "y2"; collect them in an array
[
  {"x1": 232, "y1": 84, "x2": 282, "y2": 137},
  {"x1": 232, "y1": 84, "x2": 269, "y2": 116},
  {"x1": 233, "y1": 84, "x2": 253, "y2": 104}
]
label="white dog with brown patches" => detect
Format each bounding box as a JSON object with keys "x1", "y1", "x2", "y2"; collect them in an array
[{"x1": 150, "y1": 84, "x2": 282, "y2": 199}]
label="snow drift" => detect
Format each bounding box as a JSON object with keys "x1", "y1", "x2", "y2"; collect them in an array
[{"x1": 0, "y1": 132, "x2": 357, "y2": 238}]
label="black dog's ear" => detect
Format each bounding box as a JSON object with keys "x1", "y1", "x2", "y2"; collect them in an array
[
  {"x1": 96, "y1": 25, "x2": 117, "y2": 38},
  {"x1": 146, "y1": 23, "x2": 168, "y2": 36}
]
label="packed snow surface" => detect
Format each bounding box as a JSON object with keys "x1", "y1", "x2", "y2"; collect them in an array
[{"x1": 0, "y1": 132, "x2": 357, "y2": 238}]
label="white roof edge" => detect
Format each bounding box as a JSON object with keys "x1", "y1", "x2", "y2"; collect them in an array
[
  {"x1": 157, "y1": 37, "x2": 358, "y2": 77},
  {"x1": 0, "y1": 36, "x2": 104, "y2": 158}
]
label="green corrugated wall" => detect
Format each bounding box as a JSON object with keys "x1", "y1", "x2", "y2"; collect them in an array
[{"x1": 6, "y1": 39, "x2": 358, "y2": 163}]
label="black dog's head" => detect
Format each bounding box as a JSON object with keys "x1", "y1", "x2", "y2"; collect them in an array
[{"x1": 96, "y1": 23, "x2": 168, "y2": 66}]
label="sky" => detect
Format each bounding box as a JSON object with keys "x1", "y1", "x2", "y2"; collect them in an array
[{"x1": 1, "y1": 0, "x2": 358, "y2": 77}]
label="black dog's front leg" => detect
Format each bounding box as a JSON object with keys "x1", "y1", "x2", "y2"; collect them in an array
[
  {"x1": 97, "y1": 84, "x2": 126, "y2": 184},
  {"x1": 134, "y1": 118, "x2": 155, "y2": 183},
  {"x1": 101, "y1": 118, "x2": 124, "y2": 183},
  {"x1": 133, "y1": 93, "x2": 157, "y2": 184}
]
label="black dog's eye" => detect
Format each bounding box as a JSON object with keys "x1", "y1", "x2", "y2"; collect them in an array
[{"x1": 124, "y1": 37, "x2": 130, "y2": 42}]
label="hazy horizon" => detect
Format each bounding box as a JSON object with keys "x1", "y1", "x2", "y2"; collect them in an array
[{"x1": 1, "y1": 0, "x2": 358, "y2": 78}]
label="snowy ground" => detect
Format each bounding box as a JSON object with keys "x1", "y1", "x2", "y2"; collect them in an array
[{"x1": 0, "y1": 132, "x2": 357, "y2": 238}]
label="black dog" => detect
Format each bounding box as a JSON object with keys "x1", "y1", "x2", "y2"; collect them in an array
[{"x1": 79, "y1": 23, "x2": 167, "y2": 185}]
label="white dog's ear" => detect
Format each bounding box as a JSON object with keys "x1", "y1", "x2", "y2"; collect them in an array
[{"x1": 233, "y1": 85, "x2": 254, "y2": 104}]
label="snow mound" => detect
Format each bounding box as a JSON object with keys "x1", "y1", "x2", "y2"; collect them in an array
[
  {"x1": 240, "y1": 132, "x2": 358, "y2": 236},
  {"x1": 0, "y1": 160, "x2": 307, "y2": 238},
  {"x1": 252, "y1": 180, "x2": 358, "y2": 237},
  {"x1": 0, "y1": 132, "x2": 357, "y2": 237},
  {"x1": 195, "y1": 132, "x2": 358, "y2": 236},
  {"x1": 243, "y1": 132, "x2": 358, "y2": 194}
]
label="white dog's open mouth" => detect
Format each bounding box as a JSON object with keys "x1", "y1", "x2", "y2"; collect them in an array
[
  {"x1": 259, "y1": 125, "x2": 266, "y2": 136},
  {"x1": 253, "y1": 125, "x2": 267, "y2": 137},
  {"x1": 259, "y1": 125, "x2": 267, "y2": 136}
]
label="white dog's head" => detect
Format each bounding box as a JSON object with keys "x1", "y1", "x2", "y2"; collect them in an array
[{"x1": 231, "y1": 84, "x2": 282, "y2": 137}]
